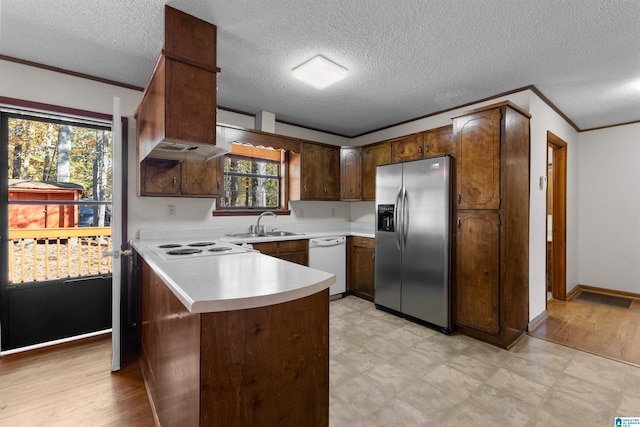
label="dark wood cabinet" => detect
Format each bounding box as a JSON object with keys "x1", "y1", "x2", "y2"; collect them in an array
[
  {"x1": 456, "y1": 108, "x2": 501, "y2": 210},
  {"x1": 252, "y1": 239, "x2": 309, "y2": 266},
  {"x1": 140, "y1": 159, "x2": 181, "y2": 196},
  {"x1": 347, "y1": 237, "x2": 375, "y2": 301},
  {"x1": 293, "y1": 143, "x2": 340, "y2": 201},
  {"x1": 424, "y1": 125, "x2": 455, "y2": 158},
  {"x1": 180, "y1": 157, "x2": 223, "y2": 196},
  {"x1": 453, "y1": 102, "x2": 530, "y2": 349},
  {"x1": 455, "y1": 210, "x2": 500, "y2": 335},
  {"x1": 323, "y1": 146, "x2": 340, "y2": 200},
  {"x1": 362, "y1": 142, "x2": 391, "y2": 201},
  {"x1": 340, "y1": 147, "x2": 362, "y2": 200},
  {"x1": 140, "y1": 157, "x2": 223, "y2": 197},
  {"x1": 390, "y1": 133, "x2": 424, "y2": 163}
]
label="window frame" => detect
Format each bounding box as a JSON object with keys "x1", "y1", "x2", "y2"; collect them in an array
[{"x1": 212, "y1": 143, "x2": 291, "y2": 216}]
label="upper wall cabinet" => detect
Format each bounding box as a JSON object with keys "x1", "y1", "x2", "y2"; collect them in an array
[
  {"x1": 290, "y1": 143, "x2": 340, "y2": 201},
  {"x1": 340, "y1": 147, "x2": 362, "y2": 201},
  {"x1": 455, "y1": 109, "x2": 501, "y2": 210},
  {"x1": 140, "y1": 157, "x2": 223, "y2": 198},
  {"x1": 390, "y1": 133, "x2": 423, "y2": 163},
  {"x1": 362, "y1": 142, "x2": 391, "y2": 201},
  {"x1": 423, "y1": 125, "x2": 455, "y2": 158},
  {"x1": 136, "y1": 6, "x2": 224, "y2": 163}
]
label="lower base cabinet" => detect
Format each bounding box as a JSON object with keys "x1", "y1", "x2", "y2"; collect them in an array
[
  {"x1": 140, "y1": 260, "x2": 329, "y2": 426},
  {"x1": 347, "y1": 237, "x2": 375, "y2": 301},
  {"x1": 251, "y1": 239, "x2": 309, "y2": 266}
]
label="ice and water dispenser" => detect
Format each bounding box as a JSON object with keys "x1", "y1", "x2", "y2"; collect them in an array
[{"x1": 377, "y1": 204, "x2": 395, "y2": 232}]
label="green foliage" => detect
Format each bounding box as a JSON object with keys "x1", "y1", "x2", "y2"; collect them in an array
[
  {"x1": 8, "y1": 118, "x2": 112, "y2": 200},
  {"x1": 222, "y1": 155, "x2": 280, "y2": 208}
]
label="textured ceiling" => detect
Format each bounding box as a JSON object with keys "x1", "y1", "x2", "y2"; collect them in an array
[{"x1": 1, "y1": 0, "x2": 639, "y2": 136}]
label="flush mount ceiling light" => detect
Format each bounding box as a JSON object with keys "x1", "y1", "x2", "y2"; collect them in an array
[{"x1": 292, "y1": 56, "x2": 348, "y2": 89}]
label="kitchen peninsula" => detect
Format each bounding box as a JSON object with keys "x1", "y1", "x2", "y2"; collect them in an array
[{"x1": 132, "y1": 240, "x2": 335, "y2": 427}]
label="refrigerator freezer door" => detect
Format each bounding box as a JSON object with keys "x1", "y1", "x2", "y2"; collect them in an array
[
  {"x1": 374, "y1": 162, "x2": 403, "y2": 312},
  {"x1": 401, "y1": 157, "x2": 451, "y2": 329}
]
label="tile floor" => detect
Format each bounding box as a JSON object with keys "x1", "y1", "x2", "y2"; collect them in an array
[{"x1": 329, "y1": 296, "x2": 640, "y2": 426}]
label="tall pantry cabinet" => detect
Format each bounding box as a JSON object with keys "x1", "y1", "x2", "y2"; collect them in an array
[{"x1": 453, "y1": 101, "x2": 530, "y2": 349}]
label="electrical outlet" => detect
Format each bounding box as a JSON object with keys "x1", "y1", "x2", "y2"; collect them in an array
[
  {"x1": 330, "y1": 207, "x2": 336, "y2": 217},
  {"x1": 168, "y1": 204, "x2": 176, "y2": 216}
]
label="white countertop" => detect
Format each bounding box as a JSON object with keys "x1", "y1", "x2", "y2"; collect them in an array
[
  {"x1": 132, "y1": 223, "x2": 375, "y2": 314},
  {"x1": 132, "y1": 240, "x2": 336, "y2": 313}
]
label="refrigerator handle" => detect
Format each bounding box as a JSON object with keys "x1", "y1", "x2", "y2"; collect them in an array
[
  {"x1": 395, "y1": 186, "x2": 403, "y2": 251},
  {"x1": 402, "y1": 186, "x2": 409, "y2": 249}
]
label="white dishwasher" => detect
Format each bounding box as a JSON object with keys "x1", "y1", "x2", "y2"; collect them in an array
[{"x1": 309, "y1": 236, "x2": 346, "y2": 297}]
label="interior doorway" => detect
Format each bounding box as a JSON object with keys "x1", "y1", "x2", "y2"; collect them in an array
[{"x1": 546, "y1": 131, "x2": 567, "y2": 302}]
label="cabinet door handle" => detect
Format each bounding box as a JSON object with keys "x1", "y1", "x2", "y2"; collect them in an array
[
  {"x1": 457, "y1": 193, "x2": 461, "y2": 204},
  {"x1": 457, "y1": 218, "x2": 461, "y2": 228},
  {"x1": 304, "y1": 185, "x2": 307, "y2": 193},
  {"x1": 172, "y1": 177, "x2": 177, "y2": 187},
  {"x1": 418, "y1": 146, "x2": 423, "y2": 156}
]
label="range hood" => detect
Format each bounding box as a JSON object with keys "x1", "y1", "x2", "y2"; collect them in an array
[
  {"x1": 136, "y1": 6, "x2": 226, "y2": 164},
  {"x1": 143, "y1": 134, "x2": 231, "y2": 162}
]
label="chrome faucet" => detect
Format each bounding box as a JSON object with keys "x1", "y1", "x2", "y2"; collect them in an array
[{"x1": 251, "y1": 211, "x2": 276, "y2": 235}]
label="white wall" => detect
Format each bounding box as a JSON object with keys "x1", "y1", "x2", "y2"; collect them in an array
[
  {"x1": 527, "y1": 93, "x2": 579, "y2": 320},
  {"x1": 577, "y1": 123, "x2": 640, "y2": 294}
]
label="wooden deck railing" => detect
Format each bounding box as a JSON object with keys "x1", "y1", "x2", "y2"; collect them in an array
[{"x1": 8, "y1": 227, "x2": 112, "y2": 284}]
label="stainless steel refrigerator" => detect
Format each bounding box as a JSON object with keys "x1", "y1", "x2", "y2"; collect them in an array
[{"x1": 374, "y1": 156, "x2": 452, "y2": 333}]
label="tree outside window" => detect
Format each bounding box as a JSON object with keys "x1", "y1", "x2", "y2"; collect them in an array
[{"x1": 221, "y1": 154, "x2": 280, "y2": 209}]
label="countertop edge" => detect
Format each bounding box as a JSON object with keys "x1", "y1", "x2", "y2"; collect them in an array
[
  {"x1": 189, "y1": 276, "x2": 335, "y2": 313},
  {"x1": 133, "y1": 243, "x2": 336, "y2": 314}
]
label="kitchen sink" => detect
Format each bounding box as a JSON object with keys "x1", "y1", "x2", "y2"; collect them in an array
[
  {"x1": 225, "y1": 231, "x2": 304, "y2": 238},
  {"x1": 265, "y1": 231, "x2": 303, "y2": 237}
]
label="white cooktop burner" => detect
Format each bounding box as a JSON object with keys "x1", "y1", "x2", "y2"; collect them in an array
[{"x1": 148, "y1": 240, "x2": 249, "y2": 260}]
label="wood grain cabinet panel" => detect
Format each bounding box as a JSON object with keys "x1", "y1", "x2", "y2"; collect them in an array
[
  {"x1": 140, "y1": 159, "x2": 181, "y2": 196},
  {"x1": 323, "y1": 146, "x2": 341, "y2": 200},
  {"x1": 136, "y1": 6, "x2": 219, "y2": 157},
  {"x1": 390, "y1": 133, "x2": 424, "y2": 163},
  {"x1": 295, "y1": 143, "x2": 340, "y2": 201},
  {"x1": 455, "y1": 211, "x2": 500, "y2": 335},
  {"x1": 340, "y1": 147, "x2": 362, "y2": 200},
  {"x1": 180, "y1": 157, "x2": 223, "y2": 196},
  {"x1": 455, "y1": 108, "x2": 501, "y2": 210},
  {"x1": 140, "y1": 157, "x2": 222, "y2": 197},
  {"x1": 452, "y1": 102, "x2": 530, "y2": 349},
  {"x1": 347, "y1": 237, "x2": 375, "y2": 301},
  {"x1": 362, "y1": 142, "x2": 391, "y2": 201},
  {"x1": 424, "y1": 125, "x2": 455, "y2": 158},
  {"x1": 252, "y1": 239, "x2": 309, "y2": 266}
]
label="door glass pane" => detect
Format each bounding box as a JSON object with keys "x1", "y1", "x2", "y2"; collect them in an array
[{"x1": 7, "y1": 116, "x2": 113, "y2": 284}]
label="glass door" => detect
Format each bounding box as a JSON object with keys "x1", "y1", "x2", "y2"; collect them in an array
[{"x1": 1, "y1": 110, "x2": 113, "y2": 351}]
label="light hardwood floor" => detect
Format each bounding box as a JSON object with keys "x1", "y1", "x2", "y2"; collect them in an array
[
  {"x1": 0, "y1": 336, "x2": 154, "y2": 426},
  {"x1": 529, "y1": 294, "x2": 640, "y2": 366}
]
